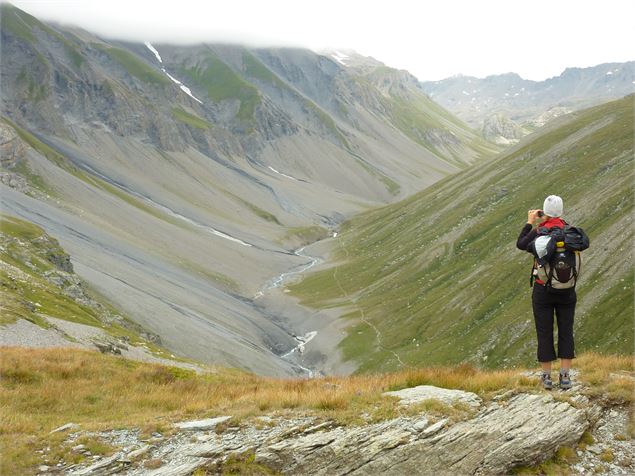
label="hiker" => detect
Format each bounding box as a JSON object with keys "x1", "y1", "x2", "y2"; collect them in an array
[{"x1": 516, "y1": 195, "x2": 587, "y2": 391}]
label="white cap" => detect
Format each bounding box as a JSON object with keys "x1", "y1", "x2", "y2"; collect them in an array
[{"x1": 543, "y1": 195, "x2": 563, "y2": 217}]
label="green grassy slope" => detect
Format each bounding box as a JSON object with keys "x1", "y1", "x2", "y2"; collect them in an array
[
  {"x1": 385, "y1": 89, "x2": 498, "y2": 166},
  {"x1": 95, "y1": 45, "x2": 170, "y2": 85},
  {"x1": 290, "y1": 96, "x2": 634, "y2": 372},
  {"x1": 179, "y1": 51, "x2": 260, "y2": 121},
  {"x1": 351, "y1": 69, "x2": 499, "y2": 167}
]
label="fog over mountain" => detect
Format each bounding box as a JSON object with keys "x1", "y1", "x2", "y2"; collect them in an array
[{"x1": 8, "y1": 0, "x2": 635, "y2": 81}]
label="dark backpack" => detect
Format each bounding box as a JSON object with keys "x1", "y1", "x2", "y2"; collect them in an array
[
  {"x1": 563, "y1": 225, "x2": 590, "y2": 252},
  {"x1": 529, "y1": 225, "x2": 589, "y2": 291}
]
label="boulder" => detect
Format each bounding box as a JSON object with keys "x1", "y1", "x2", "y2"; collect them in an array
[
  {"x1": 383, "y1": 384, "x2": 482, "y2": 408},
  {"x1": 174, "y1": 416, "x2": 232, "y2": 431},
  {"x1": 49, "y1": 422, "x2": 79, "y2": 434}
]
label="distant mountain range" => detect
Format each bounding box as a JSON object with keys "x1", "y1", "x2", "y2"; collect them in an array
[{"x1": 421, "y1": 62, "x2": 635, "y2": 143}]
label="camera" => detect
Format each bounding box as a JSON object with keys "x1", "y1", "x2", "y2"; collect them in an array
[{"x1": 537, "y1": 210, "x2": 544, "y2": 217}]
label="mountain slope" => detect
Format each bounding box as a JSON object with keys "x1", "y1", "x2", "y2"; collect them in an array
[
  {"x1": 290, "y1": 96, "x2": 634, "y2": 372},
  {"x1": 0, "y1": 3, "x2": 498, "y2": 375},
  {"x1": 0, "y1": 214, "x2": 186, "y2": 362}
]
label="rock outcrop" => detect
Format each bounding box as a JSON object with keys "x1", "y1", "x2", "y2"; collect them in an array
[
  {"x1": 0, "y1": 121, "x2": 26, "y2": 167},
  {"x1": 60, "y1": 389, "x2": 615, "y2": 476},
  {"x1": 481, "y1": 113, "x2": 526, "y2": 145},
  {"x1": 255, "y1": 394, "x2": 588, "y2": 475}
]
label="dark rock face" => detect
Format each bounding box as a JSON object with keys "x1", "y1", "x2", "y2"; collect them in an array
[
  {"x1": 0, "y1": 122, "x2": 26, "y2": 167},
  {"x1": 30, "y1": 235, "x2": 74, "y2": 273}
]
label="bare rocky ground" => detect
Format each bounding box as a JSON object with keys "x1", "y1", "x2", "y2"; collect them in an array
[
  {"x1": 0, "y1": 317, "x2": 203, "y2": 372},
  {"x1": 572, "y1": 406, "x2": 635, "y2": 475},
  {"x1": 32, "y1": 378, "x2": 634, "y2": 476}
]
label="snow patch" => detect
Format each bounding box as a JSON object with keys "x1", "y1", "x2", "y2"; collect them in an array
[
  {"x1": 268, "y1": 166, "x2": 298, "y2": 181},
  {"x1": 493, "y1": 135, "x2": 518, "y2": 145},
  {"x1": 144, "y1": 42, "x2": 202, "y2": 104},
  {"x1": 144, "y1": 42, "x2": 162, "y2": 63},
  {"x1": 331, "y1": 50, "x2": 350, "y2": 66},
  {"x1": 606, "y1": 71, "x2": 613, "y2": 75},
  {"x1": 462, "y1": 90, "x2": 470, "y2": 96},
  {"x1": 163, "y1": 70, "x2": 203, "y2": 104}
]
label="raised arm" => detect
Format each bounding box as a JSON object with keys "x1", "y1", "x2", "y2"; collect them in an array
[{"x1": 516, "y1": 209, "x2": 541, "y2": 251}]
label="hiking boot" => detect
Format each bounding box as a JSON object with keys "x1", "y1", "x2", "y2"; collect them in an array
[
  {"x1": 541, "y1": 372, "x2": 553, "y2": 390},
  {"x1": 559, "y1": 371, "x2": 572, "y2": 390}
]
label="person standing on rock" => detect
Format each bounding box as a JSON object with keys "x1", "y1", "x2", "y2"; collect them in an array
[{"x1": 516, "y1": 195, "x2": 582, "y2": 391}]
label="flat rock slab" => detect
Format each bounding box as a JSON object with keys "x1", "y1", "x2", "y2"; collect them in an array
[
  {"x1": 50, "y1": 422, "x2": 80, "y2": 434},
  {"x1": 174, "y1": 416, "x2": 232, "y2": 431},
  {"x1": 383, "y1": 385, "x2": 482, "y2": 408},
  {"x1": 256, "y1": 393, "x2": 588, "y2": 475}
]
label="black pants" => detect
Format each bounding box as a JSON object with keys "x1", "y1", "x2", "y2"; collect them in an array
[{"x1": 532, "y1": 284, "x2": 576, "y2": 362}]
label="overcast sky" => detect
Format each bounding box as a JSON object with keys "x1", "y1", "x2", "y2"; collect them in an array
[{"x1": 8, "y1": 0, "x2": 635, "y2": 81}]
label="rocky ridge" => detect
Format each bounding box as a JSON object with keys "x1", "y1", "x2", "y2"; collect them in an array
[{"x1": 36, "y1": 379, "x2": 634, "y2": 476}]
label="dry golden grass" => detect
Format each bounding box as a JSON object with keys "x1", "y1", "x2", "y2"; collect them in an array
[
  {"x1": 574, "y1": 353, "x2": 635, "y2": 405},
  {"x1": 1, "y1": 347, "x2": 632, "y2": 475}
]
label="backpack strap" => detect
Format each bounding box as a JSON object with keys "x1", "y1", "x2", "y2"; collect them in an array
[
  {"x1": 546, "y1": 262, "x2": 555, "y2": 289},
  {"x1": 574, "y1": 251, "x2": 581, "y2": 286},
  {"x1": 529, "y1": 260, "x2": 537, "y2": 287}
]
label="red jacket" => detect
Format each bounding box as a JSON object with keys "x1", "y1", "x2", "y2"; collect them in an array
[{"x1": 538, "y1": 217, "x2": 566, "y2": 230}]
